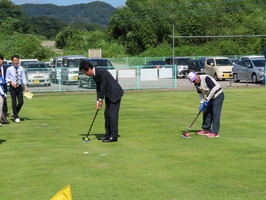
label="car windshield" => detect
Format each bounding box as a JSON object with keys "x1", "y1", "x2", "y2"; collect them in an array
[
  {"x1": 252, "y1": 60, "x2": 265, "y2": 67},
  {"x1": 89, "y1": 60, "x2": 113, "y2": 67},
  {"x1": 27, "y1": 64, "x2": 49, "y2": 71},
  {"x1": 152, "y1": 61, "x2": 165, "y2": 65},
  {"x1": 174, "y1": 58, "x2": 190, "y2": 65},
  {"x1": 21, "y1": 61, "x2": 37, "y2": 67},
  {"x1": 215, "y1": 59, "x2": 232, "y2": 66},
  {"x1": 67, "y1": 59, "x2": 84, "y2": 67}
]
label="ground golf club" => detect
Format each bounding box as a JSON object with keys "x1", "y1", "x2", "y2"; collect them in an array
[
  {"x1": 181, "y1": 111, "x2": 201, "y2": 138},
  {"x1": 82, "y1": 109, "x2": 99, "y2": 143}
]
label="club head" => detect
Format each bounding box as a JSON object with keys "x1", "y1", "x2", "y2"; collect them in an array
[
  {"x1": 82, "y1": 137, "x2": 91, "y2": 143},
  {"x1": 181, "y1": 131, "x2": 191, "y2": 139}
]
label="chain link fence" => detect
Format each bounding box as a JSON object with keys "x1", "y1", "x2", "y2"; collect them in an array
[{"x1": 26, "y1": 65, "x2": 177, "y2": 93}]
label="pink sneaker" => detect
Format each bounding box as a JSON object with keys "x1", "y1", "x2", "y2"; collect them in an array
[
  {"x1": 206, "y1": 133, "x2": 219, "y2": 138},
  {"x1": 196, "y1": 130, "x2": 210, "y2": 135}
]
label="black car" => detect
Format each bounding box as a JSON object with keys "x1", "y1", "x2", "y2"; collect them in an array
[
  {"x1": 78, "y1": 59, "x2": 115, "y2": 88},
  {"x1": 144, "y1": 60, "x2": 166, "y2": 68},
  {"x1": 188, "y1": 58, "x2": 205, "y2": 74}
]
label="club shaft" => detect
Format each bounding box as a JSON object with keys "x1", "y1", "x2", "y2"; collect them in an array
[
  {"x1": 86, "y1": 109, "x2": 99, "y2": 137},
  {"x1": 188, "y1": 111, "x2": 201, "y2": 131}
]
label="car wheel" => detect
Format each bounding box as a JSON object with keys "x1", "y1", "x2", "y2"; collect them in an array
[
  {"x1": 233, "y1": 73, "x2": 239, "y2": 82},
  {"x1": 252, "y1": 74, "x2": 257, "y2": 83},
  {"x1": 214, "y1": 73, "x2": 219, "y2": 81}
]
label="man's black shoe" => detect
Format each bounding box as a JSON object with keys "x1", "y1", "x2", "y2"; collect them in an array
[
  {"x1": 98, "y1": 136, "x2": 110, "y2": 141},
  {"x1": 103, "y1": 137, "x2": 118, "y2": 143}
]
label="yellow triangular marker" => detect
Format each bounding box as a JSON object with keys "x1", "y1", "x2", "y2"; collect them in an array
[{"x1": 50, "y1": 184, "x2": 72, "y2": 200}]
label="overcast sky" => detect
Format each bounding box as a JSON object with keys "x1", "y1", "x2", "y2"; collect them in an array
[{"x1": 11, "y1": 0, "x2": 126, "y2": 8}]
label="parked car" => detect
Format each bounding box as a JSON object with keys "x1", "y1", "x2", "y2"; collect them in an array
[
  {"x1": 62, "y1": 55, "x2": 87, "y2": 68},
  {"x1": 204, "y1": 57, "x2": 233, "y2": 81},
  {"x1": 61, "y1": 67, "x2": 80, "y2": 85},
  {"x1": 232, "y1": 57, "x2": 265, "y2": 83},
  {"x1": 188, "y1": 58, "x2": 206, "y2": 74},
  {"x1": 78, "y1": 59, "x2": 114, "y2": 88},
  {"x1": 44, "y1": 62, "x2": 50, "y2": 68},
  {"x1": 19, "y1": 59, "x2": 38, "y2": 67},
  {"x1": 230, "y1": 58, "x2": 239, "y2": 64},
  {"x1": 165, "y1": 57, "x2": 191, "y2": 78},
  {"x1": 24, "y1": 62, "x2": 51, "y2": 86},
  {"x1": 50, "y1": 57, "x2": 63, "y2": 83},
  {"x1": 144, "y1": 60, "x2": 166, "y2": 68},
  {"x1": 239, "y1": 55, "x2": 264, "y2": 61}
]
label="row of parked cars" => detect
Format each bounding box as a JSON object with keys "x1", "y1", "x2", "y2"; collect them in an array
[
  {"x1": 145, "y1": 55, "x2": 265, "y2": 83},
  {"x1": 4, "y1": 54, "x2": 264, "y2": 88},
  {"x1": 49, "y1": 56, "x2": 114, "y2": 88},
  {"x1": 3, "y1": 55, "x2": 113, "y2": 88}
]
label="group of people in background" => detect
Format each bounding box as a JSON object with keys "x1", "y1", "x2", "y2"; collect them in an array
[
  {"x1": 0, "y1": 53, "x2": 224, "y2": 141},
  {"x1": 0, "y1": 54, "x2": 29, "y2": 127}
]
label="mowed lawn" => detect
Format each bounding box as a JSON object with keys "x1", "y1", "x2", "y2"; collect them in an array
[{"x1": 1, "y1": 88, "x2": 266, "y2": 200}]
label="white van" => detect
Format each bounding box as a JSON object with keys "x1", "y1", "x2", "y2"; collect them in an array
[
  {"x1": 62, "y1": 55, "x2": 87, "y2": 68},
  {"x1": 19, "y1": 59, "x2": 38, "y2": 67},
  {"x1": 204, "y1": 57, "x2": 233, "y2": 81},
  {"x1": 50, "y1": 57, "x2": 63, "y2": 83}
]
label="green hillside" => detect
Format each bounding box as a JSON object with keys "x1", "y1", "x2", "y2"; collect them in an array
[{"x1": 21, "y1": 1, "x2": 115, "y2": 26}]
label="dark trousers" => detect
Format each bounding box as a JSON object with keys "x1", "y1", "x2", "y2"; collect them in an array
[
  {"x1": 202, "y1": 92, "x2": 224, "y2": 134},
  {"x1": 9, "y1": 86, "x2": 24, "y2": 119},
  {"x1": 104, "y1": 97, "x2": 121, "y2": 138},
  {"x1": 2, "y1": 84, "x2": 8, "y2": 116},
  {"x1": 2, "y1": 95, "x2": 8, "y2": 116}
]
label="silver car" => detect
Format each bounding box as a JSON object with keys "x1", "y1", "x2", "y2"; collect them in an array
[
  {"x1": 78, "y1": 59, "x2": 114, "y2": 88},
  {"x1": 165, "y1": 57, "x2": 191, "y2": 78},
  {"x1": 61, "y1": 67, "x2": 79, "y2": 85},
  {"x1": 24, "y1": 62, "x2": 51, "y2": 86},
  {"x1": 232, "y1": 57, "x2": 265, "y2": 83}
]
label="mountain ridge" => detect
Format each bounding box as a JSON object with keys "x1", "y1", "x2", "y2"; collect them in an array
[{"x1": 21, "y1": 1, "x2": 116, "y2": 26}]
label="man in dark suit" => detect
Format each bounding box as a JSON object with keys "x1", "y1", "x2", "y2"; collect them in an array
[{"x1": 79, "y1": 61, "x2": 123, "y2": 142}]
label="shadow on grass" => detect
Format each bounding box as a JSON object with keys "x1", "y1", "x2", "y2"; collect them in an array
[
  {"x1": 180, "y1": 129, "x2": 201, "y2": 134},
  {"x1": 10, "y1": 117, "x2": 31, "y2": 122},
  {"x1": 79, "y1": 133, "x2": 121, "y2": 139},
  {"x1": 0, "y1": 139, "x2": 7, "y2": 145}
]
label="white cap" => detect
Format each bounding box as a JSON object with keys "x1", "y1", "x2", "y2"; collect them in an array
[{"x1": 187, "y1": 72, "x2": 197, "y2": 83}]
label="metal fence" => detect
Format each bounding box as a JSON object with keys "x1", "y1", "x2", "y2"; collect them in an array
[
  {"x1": 26, "y1": 65, "x2": 177, "y2": 93},
  {"x1": 21, "y1": 55, "x2": 266, "y2": 93},
  {"x1": 107, "y1": 55, "x2": 242, "y2": 68}
]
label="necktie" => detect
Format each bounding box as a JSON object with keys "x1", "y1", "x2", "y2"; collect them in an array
[{"x1": 16, "y1": 67, "x2": 19, "y2": 86}]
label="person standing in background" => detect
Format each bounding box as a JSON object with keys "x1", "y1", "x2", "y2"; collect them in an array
[
  {"x1": 6, "y1": 55, "x2": 29, "y2": 123},
  {"x1": 0, "y1": 74, "x2": 6, "y2": 127},
  {"x1": 0, "y1": 55, "x2": 10, "y2": 118}
]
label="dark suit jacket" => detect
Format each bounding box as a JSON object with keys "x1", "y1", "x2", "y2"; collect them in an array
[
  {"x1": 2, "y1": 64, "x2": 11, "y2": 93},
  {"x1": 93, "y1": 68, "x2": 123, "y2": 103}
]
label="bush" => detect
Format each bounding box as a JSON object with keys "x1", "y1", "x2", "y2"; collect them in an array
[{"x1": 0, "y1": 33, "x2": 55, "y2": 61}]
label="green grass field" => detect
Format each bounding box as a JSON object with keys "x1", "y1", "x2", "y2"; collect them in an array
[{"x1": 1, "y1": 88, "x2": 266, "y2": 200}]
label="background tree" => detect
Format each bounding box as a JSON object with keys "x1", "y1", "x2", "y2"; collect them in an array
[{"x1": 108, "y1": 0, "x2": 266, "y2": 56}]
